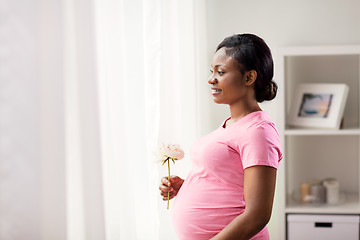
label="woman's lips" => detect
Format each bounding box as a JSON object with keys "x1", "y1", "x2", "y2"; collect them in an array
[{"x1": 211, "y1": 87, "x2": 222, "y2": 95}]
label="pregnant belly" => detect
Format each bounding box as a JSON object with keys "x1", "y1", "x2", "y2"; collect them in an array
[
  {"x1": 171, "y1": 178, "x2": 244, "y2": 240},
  {"x1": 172, "y1": 202, "x2": 243, "y2": 240}
]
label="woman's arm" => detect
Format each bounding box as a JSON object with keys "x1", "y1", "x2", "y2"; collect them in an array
[{"x1": 211, "y1": 165, "x2": 277, "y2": 240}]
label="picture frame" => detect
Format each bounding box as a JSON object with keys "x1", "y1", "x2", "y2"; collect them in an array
[{"x1": 287, "y1": 83, "x2": 349, "y2": 129}]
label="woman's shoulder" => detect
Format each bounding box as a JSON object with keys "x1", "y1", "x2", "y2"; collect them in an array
[
  {"x1": 242, "y1": 111, "x2": 276, "y2": 129},
  {"x1": 221, "y1": 111, "x2": 279, "y2": 140},
  {"x1": 235, "y1": 112, "x2": 280, "y2": 141}
]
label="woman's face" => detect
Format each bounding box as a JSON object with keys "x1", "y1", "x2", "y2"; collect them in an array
[{"x1": 208, "y1": 47, "x2": 249, "y2": 105}]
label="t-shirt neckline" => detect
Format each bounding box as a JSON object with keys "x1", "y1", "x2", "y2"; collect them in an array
[{"x1": 221, "y1": 111, "x2": 263, "y2": 129}]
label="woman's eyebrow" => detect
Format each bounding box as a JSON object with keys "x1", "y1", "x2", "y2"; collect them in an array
[{"x1": 211, "y1": 64, "x2": 226, "y2": 68}]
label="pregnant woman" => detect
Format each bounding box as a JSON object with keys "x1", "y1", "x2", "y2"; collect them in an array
[{"x1": 159, "y1": 33, "x2": 283, "y2": 240}]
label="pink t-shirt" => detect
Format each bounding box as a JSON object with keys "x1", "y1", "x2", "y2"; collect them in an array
[{"x1": 172, "y1": 111, "x2": 283, "y2": 240}]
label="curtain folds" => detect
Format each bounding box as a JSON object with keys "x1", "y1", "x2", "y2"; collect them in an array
[
  {"x1": 62, "y1": 0, "x2": 207, "y2": 239},
  {"x1": 2, "y1": 0, "x2": 208, "y2": 239},
  {"x1": 94, "y1": 0, "x2": 162, "y2": 239},
  {"x1": 93, "y1": 0, "x2": 207, "y2": 239}
]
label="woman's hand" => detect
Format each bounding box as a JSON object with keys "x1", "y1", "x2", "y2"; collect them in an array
[{"x1": 159, "y1": 175, "x2": 184, "y2": 201}]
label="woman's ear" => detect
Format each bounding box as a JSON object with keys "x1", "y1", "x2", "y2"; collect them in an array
[{"x1": 244, "y1": 70, "x2": 257, "y2": 86}]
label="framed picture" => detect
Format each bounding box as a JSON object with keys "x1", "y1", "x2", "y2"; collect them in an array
[{"x1": 287, "y1": 83, "x2": 349, "y2": 129}]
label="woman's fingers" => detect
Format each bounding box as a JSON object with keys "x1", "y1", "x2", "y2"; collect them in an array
[
  {"x1": 159, "y1": 182, "x2": 173, "y2": 192},
  {"x1": 159, "y1": 176, "x2": 177, "y2": 201},
  {"x1": 161, "y1": 176, "x2": 171, "y2": 186},
  {"x1": 159, "y1": 187, "x2": 173, "y2": 196},
  {"x1": 161, "y1": 190, "x2": 177, "y2": 200},
  {"x1": 159, "y1": 180, "x2": 173, "y2": 194}
]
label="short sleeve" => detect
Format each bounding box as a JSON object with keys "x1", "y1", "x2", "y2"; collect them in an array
[{"x1": 238, "y1": 121, "x2": 283, "y2": 169}]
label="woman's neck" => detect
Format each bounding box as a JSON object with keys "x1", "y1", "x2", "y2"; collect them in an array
[{"x1": 229, "y1": 101, "x2": 261, "y2": 123}]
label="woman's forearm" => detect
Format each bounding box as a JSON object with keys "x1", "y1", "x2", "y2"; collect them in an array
[
  {"x1": 210, "y1": 209, "x2": 269, "y2": 240},
  {"x1": 211, "y1": 166, "x2": 276, "y2": 240}
]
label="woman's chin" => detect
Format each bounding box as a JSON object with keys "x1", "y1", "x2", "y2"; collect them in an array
[{"x1": 212, "y1": 98, "x2": 225, "y2": 104}]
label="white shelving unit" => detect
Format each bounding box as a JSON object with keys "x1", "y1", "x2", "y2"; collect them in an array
[{"x1": 276, "y1": 45, "x2": 360, "y2": 239}]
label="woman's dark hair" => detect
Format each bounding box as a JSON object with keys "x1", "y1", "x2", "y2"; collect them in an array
[{"x1": 216, "y1": 33, "x2": 277, "y2": 102}]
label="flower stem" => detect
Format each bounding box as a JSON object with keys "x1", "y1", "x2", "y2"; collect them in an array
[{"x1": 167, "y1": 158, "x2": 170, "y2": 210}]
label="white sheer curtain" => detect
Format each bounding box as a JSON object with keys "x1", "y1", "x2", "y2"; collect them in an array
[
  {"x1": 93, "y1": 0, "x2": 208, "y2": 239},
  {"x1": 2, "y1": 0, "x2": 208, "y2": 239},
  {"x1": 62, "y1": 0, "x2": 208, "y2": 239}
]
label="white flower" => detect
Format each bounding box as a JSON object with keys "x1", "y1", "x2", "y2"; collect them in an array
[
  {"x1": 157, "y1": 143, "x2": 185, "y2": 163},
  {"x1": 157, "y1": 143, "x2": 185, "y2": 210}
]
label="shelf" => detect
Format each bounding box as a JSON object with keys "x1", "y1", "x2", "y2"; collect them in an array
[
  {"x1": 277, "y1": 45, "x2": 360, "y2": 239},
  {"x1": 285, "y1": 128, "x2": 360, "y2": 136},
  {"x1": 286, "y1": 193, "x2": 360, "y2": 214}
]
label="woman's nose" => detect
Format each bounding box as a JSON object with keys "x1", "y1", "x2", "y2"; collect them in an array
[{"x1": 208, "y1": 76, "x2": 217, "y2": 84}]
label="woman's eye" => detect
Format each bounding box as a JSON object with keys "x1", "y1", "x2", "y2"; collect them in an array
[{"x1": 210, "y1": 69, "x2": 225, "y2": 75}]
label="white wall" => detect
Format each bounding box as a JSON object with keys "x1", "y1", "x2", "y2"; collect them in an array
[
  {"x1": 0, "y1": 1, "x2": 42, "y2": 239},
  {"x1": 205, "y1": 0, "x2": 360, "y2": 239},
  {"x1": 0, "y1": 0, "x2": 67, "y2": 239},
  {"x1": 206, "y1": 0, "x2": 360, "y2": 128}
]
